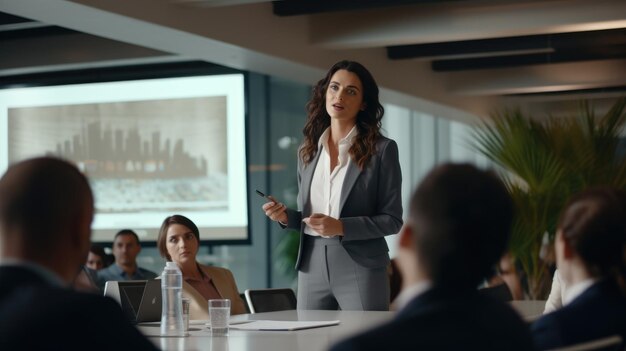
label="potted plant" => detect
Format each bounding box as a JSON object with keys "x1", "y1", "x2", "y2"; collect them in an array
[{"x1": 471, "y1": 97, "x2": 626, "y2": 299}]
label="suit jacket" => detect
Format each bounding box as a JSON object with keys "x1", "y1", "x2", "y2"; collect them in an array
[
  {"x1": 285, "y1": 136, "x2": 403, "y2": 269},
  {"x1": 330, "y1": 288, "x2": 534, "y2": 351},
  {"x1": 0, "y1": 266, "x2": 157, "y2": 351},
  {"x1": 532, "y1": 280, "x2": 626, "y2": 350},
  {"x1": 183, "y1": 264, "x2": 247, "y2": 320}
]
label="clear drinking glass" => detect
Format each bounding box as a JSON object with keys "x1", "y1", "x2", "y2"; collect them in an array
[
  {"x1": 209, "y1": 299, "x2": 231, "y2": 336},
  {"x1": 182, "y1": 297, "x2": 190, "y2": 332}
]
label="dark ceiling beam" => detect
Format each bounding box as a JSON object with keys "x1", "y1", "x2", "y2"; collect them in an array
[
  {"x1": 432, "y1": 46, "x2": 626, "y2": 71},
  {"x1": 0, "y1": 12, "x2": 32, "y2": 25},
  {"x1": 503, "y1": 85, "x2": 626, "y2": 97},
  {"x1": 388, "y1": 28, "x2": 626, "y2": 60},
  {"x1": 446, "y1": 58, "x2": 626, "y2": 96},
  {"x1": 0, "y1": 11, "x2": 51, "y2": 32},
  {"x1": 388, "y1": 36, "x2": 553, "y2": 60},
  {"x1": 0, "y1": 61, "x2": 233, "y2": 89},
  {"x1": 0, "y1": 26, "x2": 76, "y2": 41},
  {"x1": 272, "y1": 0, "x2": 464, "y2": 16}
]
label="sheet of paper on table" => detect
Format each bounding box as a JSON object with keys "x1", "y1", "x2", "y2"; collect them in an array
[{"x1": 229, "y1": 320, "x2": 340, "y2": 331}]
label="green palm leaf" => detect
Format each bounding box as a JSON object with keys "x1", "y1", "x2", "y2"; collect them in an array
[{"x1": 471, "y1": 97, "x2": 626, "y2": 299}]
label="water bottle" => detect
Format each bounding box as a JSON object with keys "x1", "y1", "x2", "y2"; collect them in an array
[{"x1": 160, "y1": 261, "x2": 185, "y2": 336}]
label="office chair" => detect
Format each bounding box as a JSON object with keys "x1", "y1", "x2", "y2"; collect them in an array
[
  {"x1": 478, "y1": 283, "x2": 513, "y2": 302},
  {"x1": 244, "y1": 288, "x2": 297, "y2": 314},
  {"x1": 239, "y1": 293, "x2": 250, "y2": 314}
]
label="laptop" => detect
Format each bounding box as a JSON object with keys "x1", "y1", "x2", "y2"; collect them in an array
[
  {"x1": 72, "y1": 265, "x2": 100, "y2": 293},
  {"x1": 104, "y1": 280, "x2": 162, "y2": 324}
]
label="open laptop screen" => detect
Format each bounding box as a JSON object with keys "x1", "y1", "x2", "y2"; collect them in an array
[
  {"x1": 104, "y1": 280, "x2": 161, "y2": 323},
  {"x1": 119, "y1": 282, "x2": 145, "y2": 320}
]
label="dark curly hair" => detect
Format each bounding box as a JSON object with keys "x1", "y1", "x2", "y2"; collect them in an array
[{"x1": 300, "y1": 60, "x2": 384, "y2": 169}]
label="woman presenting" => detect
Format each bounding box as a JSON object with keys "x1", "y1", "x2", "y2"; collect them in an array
[{"x1": 262, "y1": 60, "x2": 403, "y2": 311}]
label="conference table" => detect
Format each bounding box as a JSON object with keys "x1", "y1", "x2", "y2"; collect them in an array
[
  {"x1": 139, "y1": 301, "x2": 546, "y2": 351},
  {"x1": 140, "y1": 310, "x2": 393, "y2": 351},
  {"x1": 510, "y1": 300, "x2": 546, "y2": 322}
]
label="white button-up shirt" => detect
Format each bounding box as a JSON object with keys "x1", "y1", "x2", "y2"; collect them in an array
[{"x1": 304, "y1": 126, "x2": 357, "y2": 237}]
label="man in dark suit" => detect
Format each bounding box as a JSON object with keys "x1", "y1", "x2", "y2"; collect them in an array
[
  {"x1": 0, "y1": 157, "x2": 157, "y2": 350},
  {"x1": 330, "y1": 163, "x2": 533, "y2": 351}
]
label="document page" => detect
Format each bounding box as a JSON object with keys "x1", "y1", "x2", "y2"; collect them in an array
[{"x1": 229, "y1": 320, "x2": 340, "y2": 331}]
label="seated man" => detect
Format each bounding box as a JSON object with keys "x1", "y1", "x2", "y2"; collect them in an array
[
  {"x1": 0, "y1": 157, "x2": 157, "y2": 350},
  {"x1": 330, "y1": 163, "x2": 533, "y2": 351},
  {"x1": 97, "y1": 229, "x2": 157, "y2": 289}
]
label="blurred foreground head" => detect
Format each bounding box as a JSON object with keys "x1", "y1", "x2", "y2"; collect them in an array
[
  {"x1": 0, "y1": 157, "x2": 94, "y2": 282},
  {"x1": 403, "y1": 163, "x2": 513, "y2": 290}
]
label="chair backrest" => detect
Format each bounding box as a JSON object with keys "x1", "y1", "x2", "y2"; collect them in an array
[
  {"x1": 239, "y1": 293, "x2": 250, "y2": 314},
  {"x1": 478, "y1": 283, "x2": 513, "y2": 302},
  {"x1": 244, "y1": 288, "x2": 297, "y2": 314},
  {"x1": 388, "y1": 258, "x2": 402, "y2": 303},
  {"x1": 546, "y1": 335, "x2": 623, "y2": 351}
]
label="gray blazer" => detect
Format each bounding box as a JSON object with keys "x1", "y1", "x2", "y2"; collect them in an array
[{"x1": 285, "y1": 136, "x2": 403, "y2": 269}]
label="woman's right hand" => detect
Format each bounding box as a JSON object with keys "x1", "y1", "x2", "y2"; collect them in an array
[{"x1": 262, "y1": 196, "x2": 288, "y2": 224}]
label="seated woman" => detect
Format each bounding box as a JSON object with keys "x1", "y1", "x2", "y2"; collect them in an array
[
  {"x1": 157, "y1": 215, "x2": 247, "y2": 320},
  {"x1": 532, "y1": 187, "x2": 626, "y2": 350}
]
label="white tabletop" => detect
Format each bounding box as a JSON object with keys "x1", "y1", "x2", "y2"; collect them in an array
[
  {"x1": 510, "y1": 300, "x2": 547, "y2": 322},
  {"x1": 140, "y1": 310, "x2": 394, "y2": 351},
  {"x1": 141, "y1": 301, "x2": 546, "y2": 350}
]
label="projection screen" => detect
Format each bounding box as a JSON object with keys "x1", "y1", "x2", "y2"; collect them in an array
[{"x1": 0, "y1": 74, "x2": 248, "y2": 244}]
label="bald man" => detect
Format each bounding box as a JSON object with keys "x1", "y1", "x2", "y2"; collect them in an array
[{"x1": 0, "y1": 157, "x2": 157, "y2": 350}]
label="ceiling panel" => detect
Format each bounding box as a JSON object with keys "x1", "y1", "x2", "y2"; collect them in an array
[{"x1": 1, "y1": 0, "x2": 625, "y2": 119}]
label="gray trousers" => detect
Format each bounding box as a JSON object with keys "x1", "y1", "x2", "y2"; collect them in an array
[{"x1": 296, "y1": 235, "x2": 389, "y2": 311}]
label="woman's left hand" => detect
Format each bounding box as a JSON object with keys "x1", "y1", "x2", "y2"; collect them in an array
[{"x1": 302, "y1": 213, "x2": 344, "y2": 237}]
